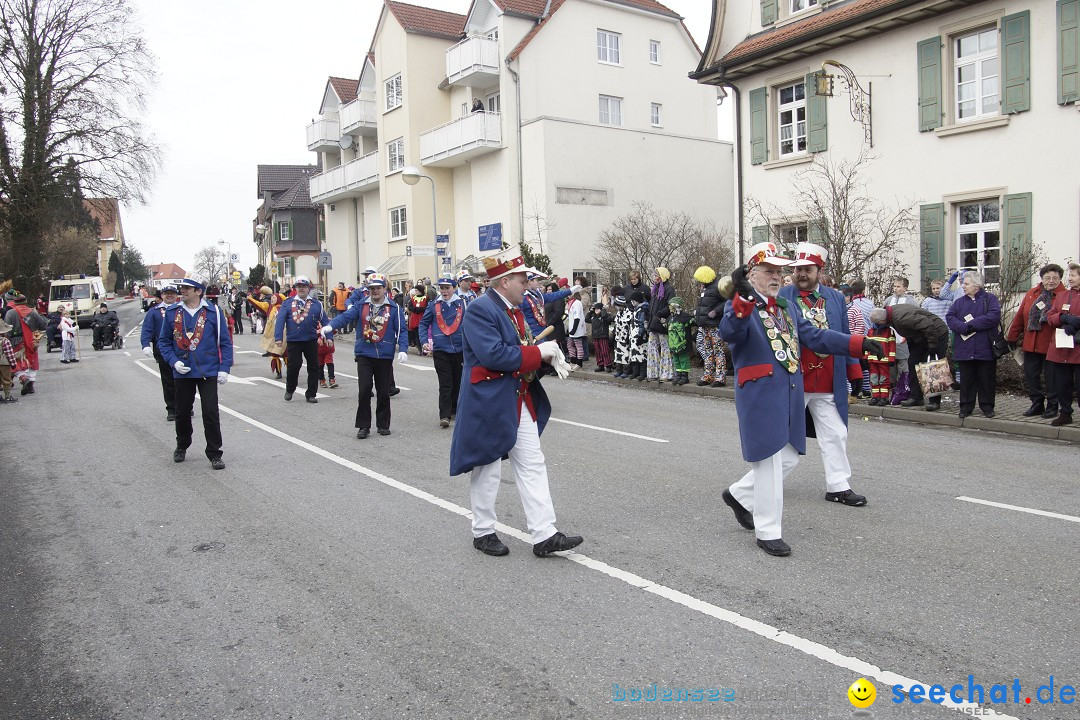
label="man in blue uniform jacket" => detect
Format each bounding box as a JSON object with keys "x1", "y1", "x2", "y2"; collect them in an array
[
  {"x1": 275, "y1": 276, "x2": 330, "y2": 404},
  {"x1": 719, "y1": 242, "x2": 881, "y2": 557},
  {"x1": 157, "y1": 277, "x2": 234, "y2": 470},
  {"x1": 418, "y1": 275, "x2": 465, "y2": 427},
  {"x1": 449, "y1": 246, "x2": 584, "y2": 558},
  {"x1": 140, "y1": 284, "x2": 179, "y2": 421}
]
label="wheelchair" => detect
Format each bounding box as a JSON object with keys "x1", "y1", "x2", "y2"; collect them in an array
[{"x1": 92, "y1": 322, "x2": 123, "y2": 350}]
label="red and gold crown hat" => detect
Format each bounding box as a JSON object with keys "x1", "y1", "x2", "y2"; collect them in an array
[
  {"x1": 745, "y1": 241, "x2": 793, "y2": 271},
  {"x1": 482, "y1": 245, "x2": 527, "y2": 280},
  {"x1": 790, "y1": 242, "x2": 828, "y2": 268}
]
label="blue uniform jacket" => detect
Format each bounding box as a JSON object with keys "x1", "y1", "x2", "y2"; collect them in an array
[
  {"x1": 449, "y1": 291, "x2": 548, "y2": 476},
  {"x1": 329, "y1": 298, "x2": 407, "y2": 359},
  {"x1": 274, "y1": 296, "x2": 330, "y2": 343},
  {"x1": 417, "y1": 297, "x2": 465, "y2": 354},
  {"x1": 157, "y1": 301, "x2": 234, "y2": 378},
  {"x1": 720, "y1": 294, "x2": 863, "y2": 462},
  {"x1": 345, "y1": 287, "x2": 368, "y2": 310},
  {"x1": 779, "y1": 283, "x2": 859, "y2": 427},
  {"x1": 521, "y1": 288, "x2": 571, "y2": 336},
  {"x1": 141, "y1": 301, "x2": 167, "y2": 348}
]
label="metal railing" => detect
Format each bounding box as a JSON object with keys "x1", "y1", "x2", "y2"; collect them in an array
[
  {"x1": 306, "y1": 117, "x2": 340, "y2": 149},
  {"x1": 340, "y1": 98, "x2": 376, "y2": 133},
  {"x1": 309, "y1": 151, "x2": 378, "y2": 201},
  {"x1": 446, "y1": 36, "x2": 499, "y2": 82},
  {"x1": 420, "y1": 112, "x2": 502, "y2": 163}
]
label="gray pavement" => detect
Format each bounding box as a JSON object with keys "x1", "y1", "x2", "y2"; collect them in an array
[{"x1": 1, "y1": 301, "x2": 1077, "y2": 720}]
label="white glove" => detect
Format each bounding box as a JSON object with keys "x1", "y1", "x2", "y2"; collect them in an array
[
  {"x1": 422, "y1": 342, "x2": 433, "y2": 354},
  {"x1": 396, "y1": 351, "x2": 408, "y2": 364},
  {"x1": 142, "y1": 346, "x2": 153, "y2": 358},
  {"x1": 217, "y1": 372, "x2": 229, "y2": 385},
  {"x1": 173, "y1": 361, "x2": 191, "y2": 375},
  {"x1": 321, "y1": 325, "x2": 334, "y2": 336},
  {"x1": 538, "y1": 340, "x2": 559, "y2": 363}
]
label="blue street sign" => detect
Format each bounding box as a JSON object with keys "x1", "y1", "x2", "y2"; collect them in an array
[
  {"x1": 478, "y1": 223, "x2": 502, "y2": 252},
  {"x1": 436, "y1": 234, "x2": 450, "y2": 245}
]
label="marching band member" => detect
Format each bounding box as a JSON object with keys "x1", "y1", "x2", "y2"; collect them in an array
[{"x1": 418, "y1": 275, "x2": 465, "y2": 428}]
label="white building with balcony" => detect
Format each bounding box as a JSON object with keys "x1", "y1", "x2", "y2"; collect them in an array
[{"x1": 308, "y1": 0, "x2": 733, "y2": 287}]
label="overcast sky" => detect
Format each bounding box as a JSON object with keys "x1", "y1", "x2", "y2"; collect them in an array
[{"x1": 123, "y1": 0, "x2": 725, "y2": 277}]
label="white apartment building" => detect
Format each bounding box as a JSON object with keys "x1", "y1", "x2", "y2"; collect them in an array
[
  {"x1": 307, "y1": 0, "x2": 733, "y2": 288},
  {"x1": 693, "y1": 0, "x2": 1080, "y2": 293}
]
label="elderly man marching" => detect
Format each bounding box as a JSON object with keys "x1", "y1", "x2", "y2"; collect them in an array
[
  {"x1": 779, "y1": 243, "x2": 869, "y2": 508},
  {"x1": 418, "y1": 275, "x2": 466, "y2": 428},
  {"x1": 275, "y1": 276, "x2": 330, "y2": 404},
  {"x1": 141, "y1": 284, "x2": 180, "y2": 421},
  {"x1": 324, "y1": 273, "x2": 407, "y2": 438},
  {"x1": 719, "y1": 243, "x2": 881, "y2": 556},
  {"x1": 157, "y1": 277, "x2": 233, "y2": 470},
  {"x1": 450, "y1": 246, "x2": 583, "y2": 558}
]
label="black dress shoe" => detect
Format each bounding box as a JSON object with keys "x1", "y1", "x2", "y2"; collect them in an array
[
  {"x1": 166, "y1": 412, "x2": 176, "y2": 421},
  {"x1": 1041, "y1": 403, "x2": 1059, "y2": 419},
  {"x1": 925, "y1": 401, "x2": 940, "y2": 412},
  {"x1": 825, "y1": 489, "x2": 867, "y2": 507},
  {"x1": 756, "y1": 538, "x2": 791, "y2": 557},
  {"x1": 210, "y1": 457, "x2": 225, "y2": 470},
  {"x1": 173, "y1": 448, "x2": 186, "y2": 463},
  {"x1": 959, "y1": 410, "x2": 971, "y2": 419},
  {"x1": 711, "y1": 380, "x2": 726, "y2": 388},
  {"x1": 473, "y1": 533, "x2": 509, "y2": 556},
  {"x1": 981, "y1": 409, "x2": 995, "y2": 418},
  {"x1": 389, "y1": 387, "x2": 401, "y2": 397},
  {"x1": 377, "y1": 428, "x2": 391, "y2": 436},
  {"x1": 356, "y1": 428, "x2": 369, "y2": 439},
  {"x1": 305, "y1": 397, "x2": 317, "y2": 403},
  {"x1": 1023, "y1": 401, "x2": 1045, "y2": 417},
  {"x1": 533, "y1": 531, "x2": 583, "y2": 556},
  {"x1": 1051, "y1": 413, "x2": 1073, "y2": 427},
  {"x1": 900, "y1": 398, "x2": 923, "y2": 407},
  {"x1": 722, "y1": 489, "x2": 755, "y2": 530},
  {"x1": 284, "y1": 391, "x2": 293, "y2": 401}
]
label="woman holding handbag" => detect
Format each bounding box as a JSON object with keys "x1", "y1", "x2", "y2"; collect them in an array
[
  {"x1": 946, "y1": 272, "x2": 1001, "y2": 419},
  {"x1": 1046, "y1": 262, "x2": 1080, "y2": 426}
]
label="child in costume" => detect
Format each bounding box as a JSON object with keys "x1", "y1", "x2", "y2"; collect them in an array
[
  {"x1": 319, "y1": 335, "x2": 338, "y2": 389},
  {"x1": 586, "y1": 302, "x2": 613, "y2": 372},
  {"x1": 865, "y1": 320, "x2": 896, "y2": 406},
  {"x1": 666, "y1": 297, "x2": 693, "y2": 385},
  {"x1": 629, "y1": 291, "x2": 649, "y2": 381},
  {"x1": 612, "y1": 295, "x2": 632, "y2": 378}
]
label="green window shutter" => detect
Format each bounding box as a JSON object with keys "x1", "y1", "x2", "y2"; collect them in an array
[
  {"x1": 1059, "y1": 0, "x2": 1080, "y2": 104},
  {"x1": 288, "y1": 221, "x2": 295, "y2": 243},
  {"x1": 1001, "y1": 11, "x2": 1031, "y2": 114},
  {"x1": 319, "y1": 218, "x2": 326, "y2": 243},
  {"x1": 761, "y1": 0, "x2": 776, "y2": 26},
  {"x1": 919, "y1": 203, "x2": 945, "y2": 288},
  {"x1": 274, "y1": 221, "x2": 282, "y2": 242},
  {"x1": 805, "y1": 72, "x2": 828, "y2": 153},
  {"x1": 749, "y1": 87, "x2": 768, "y2": 165},
  {"x1": 752, "y1": 225, "x2": 769, "y2": 245},
  {"x1": 1003, "y1": 191, "x2": 1032, "y2": 255},
  {"x1": 807, "y1": 219, "x2": 826, "y2": 244},
  {"x1": 917, "y1": 37, "x2": 942, "y2": 131}
]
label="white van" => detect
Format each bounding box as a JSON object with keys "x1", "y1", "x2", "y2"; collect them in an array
[{"x1": 49, "y1": 275, "x2": 107, "y2": 328}]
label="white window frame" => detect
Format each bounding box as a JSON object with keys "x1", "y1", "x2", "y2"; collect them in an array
[
  {"x1": 953, "y1": 26, "x2": 999, "y2": 123},
  {"x1": 486, "y1": 92, "x2": 501, "y2": 114},
  {"x1": 387, "y1": 137, "x2": 405, "y2": 174},
  {"x1": 776, "y1": 79, "x2": 807, "y2": 158},
  {"x1": 956, "y1": 199, "x2": 1002, "y2": 285},
  {"x1": 650, "y1": 103, "x2": 662, "y2": 127},
  {"x1": 278, "y1": 221, "x2": 291, "y2": 243},
  {"x1": 778, "y1": 223, "x2": 808, "y2": 250},
  {"x1": 790, "y1": 0, "x2": 818, "y2": 14},
  {"x1": 461, "y1": 102, "x2": 468, "y2": 117},
  {"x1": 384, "y1": 73, "x2": 402, "y2": 112},
  {"x1": 389, "y1": 206, "x2": 408, "y2": 240},
  {"x1": 484, "y1": 28, "x2": 499, "y2": 41},
  {"x1": 649, "y1": 40, "x2": 661, "y2": 64},
  {"x1": 597, "y1": 29, "x2": 621, "y2": 65},
  {"x1": 599, "y1": 95, "x2": 622, "y2": 126}
]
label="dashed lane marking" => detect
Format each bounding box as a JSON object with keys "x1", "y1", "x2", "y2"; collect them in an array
[{"x1": 957, "y1": 496, "x2": 1080, "y2": 524}]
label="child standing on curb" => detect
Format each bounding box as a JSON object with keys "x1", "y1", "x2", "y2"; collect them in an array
[
  {"x1": 667, "y1": 297, "x2": 693, "y2": 385},
  {"x1": 612, "y1": 295, "x2": 633, "y2": 378},
  {"x1": 586, "y1": 302, "x2": 614, "y2": 372}
]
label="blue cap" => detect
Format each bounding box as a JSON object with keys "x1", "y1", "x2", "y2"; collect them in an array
[
  {"x1": 177, "y1": 278, "x2": 205, "y2": 291},
  {"x1": 161, "y1": 284, "x2": 179, "y2": 294},
  {"x1": 437, "y1": 275, "x2": 455, "y2": 286}
]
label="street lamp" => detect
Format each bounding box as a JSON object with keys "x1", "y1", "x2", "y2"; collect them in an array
[
  {"x1": 217, "y1": 239, "x2": 232, "y2": 285},
  {"x1": 401, "y1": 165, "x2": 437, "y2": 280}
]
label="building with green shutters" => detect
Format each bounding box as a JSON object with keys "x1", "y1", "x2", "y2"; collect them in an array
[{"x1": 692, "y1": 0, "x2": 1078, "y2": 297}]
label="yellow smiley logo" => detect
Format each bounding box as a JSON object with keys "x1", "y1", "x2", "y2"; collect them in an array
[{"x1": 847, "y1": 678, "x2": 876, "y2": 708}]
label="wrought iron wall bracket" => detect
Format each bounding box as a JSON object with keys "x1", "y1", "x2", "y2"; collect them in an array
[{"x1": 815, "y1": 60, "x2": 873, "y2": 148}]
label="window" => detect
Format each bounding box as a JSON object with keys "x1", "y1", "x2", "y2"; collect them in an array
[
  {"x1": 597, "y1": 30, "x2": 621, "y2": 64},
  {"x1": 390, "y1": 206, "x2": 407, "y2": 240},
  {"x1": 599, "y1": 95, "x2": 622, "y2": 126},
  {"x1": 649, "y1": 40, "x2": 661, "y2": 64},
  {"x1": 954, "y1": 27, "x2": 998, "y2": 122},
  {"x1": 387, "y1": 137, "x2": 404, "y2": 173},
  {"x1": 486, "y1": 92, "x2": 501, "y2": 114},
  {"x1": 777, "y1": 80, "x2": 807, "y2": 157},
  {"x1": 485, "y1": 28, "x2": 499, "y2": 41},
  {"x1": 650, "y1": 103, "x2": 662, "y2": 127},
  {"x1": 778, "y1": 224, "x2": 808, "y2": 249},
  {"x1": 461, "y1": 102, "x2": 468, "y2": 117},
  {"x1": 790, "y1": 0, "x2": 818, "y2": 13},
  {"x1": 385, "y1": 74, "x2": 402, "y2": 111},
  {"x1": 277, "y1": 221, "x2": 291, "y2": 243},
  {"x1": 956, "y1": 200, "x2": 1001, "y2": 284}
]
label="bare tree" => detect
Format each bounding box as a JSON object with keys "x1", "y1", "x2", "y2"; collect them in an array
[
  {"x1": 992, "y1": 239, "x2": 1046, "y2": 333},
  {"x1": 747, "y1": 150, "x2": 918, "y2": 302},
  {"x1": 522, "y1": 198, "x2": 555, "y2": 255},
  {"x1": 192, "y1": 246, "x2": 226, "y2": 284},
  {"x1": 592, "y1": 201, "x2": 736, "y2": 301},
  {"x1": 0, "y1": 0, "x2": 161, "y2": 294}
]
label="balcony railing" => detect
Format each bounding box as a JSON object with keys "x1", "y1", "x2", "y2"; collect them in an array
[
  {"x1": 446, "y1": 36, "x2": 500, "y2": 89},
  {"x1": 420, "y1": 112, "x2": 502, "y2": 167},
  {"x1": 309, "y1": 151, "x2": 379, "y2": 203},
  {"x1": 340, "y1": 97, "x2": 377, "y2": 136},
  {"x1": 306, "y1": 118, "x2": 340, "y2": 152}
]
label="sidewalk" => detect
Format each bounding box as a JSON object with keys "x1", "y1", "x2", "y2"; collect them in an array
[{"x1": 564, "y1": 357, "x2": 1080, "y2": 445}]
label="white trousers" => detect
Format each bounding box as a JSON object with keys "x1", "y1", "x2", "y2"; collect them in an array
[
  {"x1": 730, "y1": 443, "x2": 800, "y2": 541},
  {"x1": 804, "y1": 393, "x2": 852, "y2": 493},
  {"x1": 469, "y1": 412, "x2": 558, "y2": 544},
  {"x1": 15, "y1": 368, "x2": 36, "y2": 382}
]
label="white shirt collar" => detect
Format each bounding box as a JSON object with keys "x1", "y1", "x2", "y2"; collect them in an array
[
  {"x1": 182, "y1": 298, "x2": 210, "y2": 316},
  {"x1": 491, "y1": 289, "x2": 515, "y2": 310}
]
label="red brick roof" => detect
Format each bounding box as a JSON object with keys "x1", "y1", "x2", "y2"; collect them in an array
[
  {"x1": 149, "y1": 263, "x2": 187, "y2": 280},
  {"x1": 492, "y1": 0, "x2": 549, "y2": 16},
  {"x1": 721, "y1": 0, "x2": 914, "y2": 65},
  {"x1": 508, "y1": 0, "x2": 682, "y2": 61},
  {"x1": 386, "y1": 1, "x2": 466, "y2": 39},
  {"x1": 328, "y1": 76, "x2": 358, "y2": 102}
]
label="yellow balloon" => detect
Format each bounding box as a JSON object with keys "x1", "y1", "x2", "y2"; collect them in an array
[{"x1": 848, "y1": 678, "x2": 876, "y2": 709}]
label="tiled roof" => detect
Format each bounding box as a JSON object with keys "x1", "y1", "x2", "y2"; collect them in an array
[
  {"x1": 386, "y1": 1, "x2": 466, "y2": 39},
  {"x1": 491, "y1": 0, "x2": 549, "y2": 17},
  {"x1": 149, "y1": 263, "x2": 187, "y2": 280},
  {"x1": 84, "y1": 198, "x2": 119, "y2": 239},
  {"x1": 508, "y1": 0, "x2": 682, "y2": 61},
  {"x1": 328, "y1": 76, "x2": 358, "y2": 102},
  {"x1": 721, "y1": 0, "x2": 915, "y2": 65},
  {"x1": 272, "y1": 178, "x2": 316, "y2": 210},
  {"x1": 257, "y1": 164, "x2": 318, "y2": 198}
]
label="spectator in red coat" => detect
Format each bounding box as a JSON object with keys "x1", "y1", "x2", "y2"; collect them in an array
[{"x1": 1006, "y1": 263, "x2": 1066, "y2": 419}]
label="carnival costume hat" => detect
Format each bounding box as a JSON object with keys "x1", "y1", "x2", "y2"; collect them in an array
[
  {"x1": 669, "y1": 296, "x2": 684, "y2": 307},
  {"x1": 436, "y1": 275, "x2": 455, "y2": 286},
  {"x1": 655, "y1": 267, "x2": 671, "y2": 282},
  {"x1": 363, "y1": 266, "x2": 378, "y2": 276},
  {"x1": 162, "y1": 284, "x2": 179, "y2": 295},
  {"x1": 745, "y1": 241, "x2": 793, "y2": 270},
  {"x1": 481, "y1": 245, "x2": 528, "y2": 280},
  {"x1": 177, "y1": 277, "x2": 206, "y2": 291},
  {"x1": 259, "y1": 285, "x2": 273, "y2": 295},
  {"x1": 694, "y1": 266, "x2": 717, "y2": 284},
  {"x1": 790, "y1": 242, "x2": 828, "y2": 268},
  {"x1": 293, "y1": 276, "x2": 313, "y2": 287},
  {"x1": 366, "y1": 273, "x2": 388, "y2": 288},
  {"x1": 456, "y1": 269, "x2": 474, "y2": 282}
]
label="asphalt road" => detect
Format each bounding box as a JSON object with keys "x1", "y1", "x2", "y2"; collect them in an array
[{"x1": 2, "y1": 301, "x2": 1077, "y2": 720}]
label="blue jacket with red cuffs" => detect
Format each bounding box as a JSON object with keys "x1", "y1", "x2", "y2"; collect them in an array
[{"x1": 449, "y1": 290, "x2": 547, "y2": 476}]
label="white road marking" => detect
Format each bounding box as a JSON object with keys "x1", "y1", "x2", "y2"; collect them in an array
[
  {"x1": 547, "y1": 417, "x2": 668, "y2": 443},
  {"x1": 957, "y1": 496, "x2": 1080, "y2": 524},
  {"x1": 123, "y1": 351, "x2": 131, "y2": 356},
  {"x1": 236, "y1": 350, "x2": 265, "y2": 355},
  {"x1": 333, "y1": 370, "x2": 410, "y2": 391},
  {"x1": 396, "y1": 362, "x2": 434, "y2": 372},
  {"x1": 130, "y1": 356, "x2": 1014, "y2": 719},
  {"x1": 125, "y1": 324, "x2": 141, "y2": 338}
]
